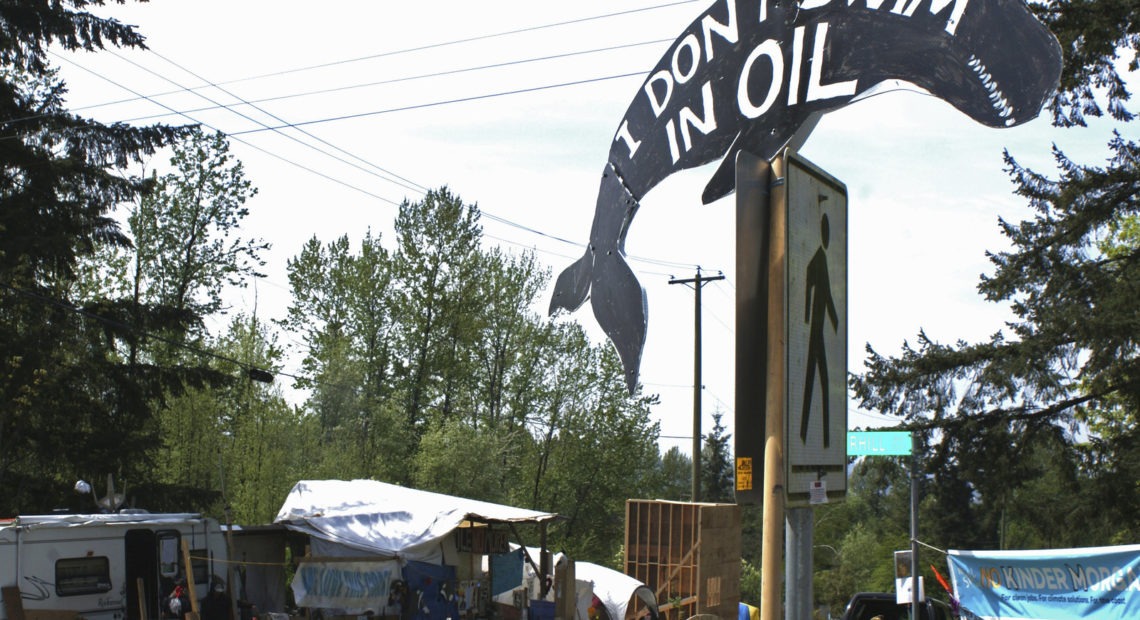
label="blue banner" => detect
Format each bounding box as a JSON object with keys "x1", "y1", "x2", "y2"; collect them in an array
[
  {"x1": 947, "y1": 545, "x2": 1140, "y2": 619},
  {"x1": 291, "y1": 559, "x2": 399, "y2": 614}
]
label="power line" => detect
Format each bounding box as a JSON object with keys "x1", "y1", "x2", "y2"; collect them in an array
[
  {"x1": 56, "y1": 51, "x2": 651, "y2": 247},
  {"x1": 49, "y1": 6, "x2": 728, "y2": 282},
  {"x1": 111, "y1": 48, "x2": 429, "y2": 196},
  {"x1": 75, "y1": 0, "x2": 700, "y2": 111},
  {"x1": 11, "y1": 3, "x2": 678, "y2": 132},
  {"x1": 38, "y1": 6, "x2": 720, "y2": 274},
  {"x1": 51, "y1": 51, "x2": 404, "y2": 206},
  {"x1": 88, "y1": 38, "x2": 674, "y2": 125},
  {"x1": 61, "y1": 50, "x2": 715, "y2": 275},
  {"x1": 1, "y1": 0, "x2": 739, "y2": 287},
  {"x1": 224, "y1": 71, "x2": 649, "y2": 136}
]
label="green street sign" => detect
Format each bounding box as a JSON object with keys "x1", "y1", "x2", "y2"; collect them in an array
[{"x1": 847, "y1": 431, "x2": 912, "y2": 456}]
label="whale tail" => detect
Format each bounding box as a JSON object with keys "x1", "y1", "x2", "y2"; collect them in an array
[
  {"x1": 549, "y1": 247, "x2": 647, "y2": 395},
  {"x1": 548, "y1": 252, "x2": 592, "y2": 315},
  {"x1": 589, "y1": 250, "x2": 647, "y2": 394},
  {"x1": 549, "y1": 169, "x2": 647, "y2": 394}
]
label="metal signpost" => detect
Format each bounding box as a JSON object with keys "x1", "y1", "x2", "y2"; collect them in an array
[
  {"x1": 737, "y1": 149, "x2": 849, "y2": 620},
  {"x1": 850, "y1": 431, "x2": 920, "y2": 620}
]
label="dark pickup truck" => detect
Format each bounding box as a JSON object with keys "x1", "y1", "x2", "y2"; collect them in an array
[{"x1": 840, "y1": 592, "x2": 957, "y2": 620}]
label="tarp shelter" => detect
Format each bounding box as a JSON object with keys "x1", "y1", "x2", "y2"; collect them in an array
[
  {"x1": 947, "y1": 544, "x2": 1140, "y2": 619},
  {"x1": 273, "y1": 480, "x2": 566, "y2": 617},
  {"x1": 274, "y1": 479, "x2": 562, "y2": 563}
]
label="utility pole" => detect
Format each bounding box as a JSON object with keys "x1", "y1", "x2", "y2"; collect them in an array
[{"x1": 669, "y1": 266, "x2": 724, "y2": 502}]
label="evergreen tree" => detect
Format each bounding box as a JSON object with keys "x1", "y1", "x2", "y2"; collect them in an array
[
  {"x1": 651, "y1": 446, "x2": 693, "y2": 502},
  {"x1": 1033, "y1": 0, "x2": 1140, "y2": 126},
  {"x1": 853, "y1": 134, "x2": 1140, "y2": 546},
  {"x1": 0, "y1": 1, "x2": 193, "y2": 512},
  {"x1": 701, "y1": 410, "x2": 734, "y2": 502},
  {"x1": 850, "y1": 0, "x2": 1140, "y2": 553}
]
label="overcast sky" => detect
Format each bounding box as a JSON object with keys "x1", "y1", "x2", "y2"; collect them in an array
[{"x1": 55, "y1": 0, "x2": 1132, "y2": 455}]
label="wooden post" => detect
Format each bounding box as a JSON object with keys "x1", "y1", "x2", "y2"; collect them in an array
[
  {"x1": 554, "y1": 558, "x2": 576, "y2": 620},
  {"x1": 137, "y1": 578, "x2": 148, "y2": 620},
  {"x1": 181, "y1": 539, "x2": 201, "y2": 620},
  {"x1": 304, "y1": 545, "x2": 312, "y2": 620},
  {"x1": 3, "y1": 586, "x2": 26, "y2": 620},
  {"x1": 760, "y1": 152, "x2": 787, "y2": 620}
]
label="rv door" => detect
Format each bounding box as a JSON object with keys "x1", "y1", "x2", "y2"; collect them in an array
[{"x1": 125, "y1": 529, "x2": 183, "y2": 620}]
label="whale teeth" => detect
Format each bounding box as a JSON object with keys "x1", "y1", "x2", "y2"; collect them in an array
[{"x1": 968, "y1": 54, "x2": 1014, "y2": 122}]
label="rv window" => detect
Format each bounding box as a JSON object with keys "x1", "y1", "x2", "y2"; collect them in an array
[
  {"x1": 192, "y1": 549, "x2": 210, "y2": 584},
  {"x1": 159, "y1": 532, "x2": 180, "y2": 577},
  {"x1": 56, "y1": 557, "x2": 112, "y2": 596}
]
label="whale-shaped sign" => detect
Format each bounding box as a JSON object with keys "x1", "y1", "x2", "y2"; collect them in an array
[{"x1": 549, "y1": 0, "x2": 1062, "y2": 393}]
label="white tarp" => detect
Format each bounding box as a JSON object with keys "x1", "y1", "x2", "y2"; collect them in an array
[
  {"x1": 507, "y1": 547, "x2": 658, "y2": 620},
  {"x1": 576, "y1": 561, "x2": 658, "y2": 620},
  {"x1": 273, "y1": 480, "x2": 560, "y2": 563}
]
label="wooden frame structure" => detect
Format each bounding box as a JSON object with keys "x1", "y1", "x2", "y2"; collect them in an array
[{"x1": 624, "y1": 500, "x2": 741, "y2": 619}]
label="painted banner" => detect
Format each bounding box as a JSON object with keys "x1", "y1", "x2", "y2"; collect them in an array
[
  {"x1": 291, "y1": 560, "x2": 399, "y2": 614},
  {"x1": 548, "y1": 0, "x2": 1063, "y2": 393},
  {"x1": 947, "y1": 545, "x2": 1140, "y2": 619}
]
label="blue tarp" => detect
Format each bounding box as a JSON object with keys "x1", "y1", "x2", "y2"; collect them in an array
[
  {"x1": 489, "y1": 548, "x2": 524, "y2": 596},
  {"x1": 947, "y1": 544, "x2": 1140, "y2": 619},
  {"x1": 403, "y1": 560, "x2": 459, "y2": 620}
]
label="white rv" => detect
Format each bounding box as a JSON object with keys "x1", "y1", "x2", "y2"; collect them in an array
[{"x1": 0, "y1": 512, "x2": 228, "y2": 620}]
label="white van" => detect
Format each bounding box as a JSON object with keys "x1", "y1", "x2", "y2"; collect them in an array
[{"x1": 0, "y1": 512, "x2": 228, "y2": 620}]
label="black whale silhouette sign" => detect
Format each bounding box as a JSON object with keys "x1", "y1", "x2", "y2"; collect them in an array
[{"x1": 548, "y1": 0, "x2": 1062, "y2": 392}]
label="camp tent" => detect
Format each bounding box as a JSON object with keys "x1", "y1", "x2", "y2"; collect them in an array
[
  {"x1": 576, "y1": 561, "x2": 658, "y2": 620},
  {"x1": 271, "y1": 480, "x2": 658, "y2": 620},
  {"x1": 273, "y1": 480, "x2": 572, "y2": 617},
  {"x1": 510, "y1": 547, "x2": 658, "y2": 620},
  {"x1": 274, "y1": 479, "x2": 562, "y2": 564}
]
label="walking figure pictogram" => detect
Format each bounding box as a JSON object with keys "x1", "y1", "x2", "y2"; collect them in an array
[{"x1": 802, "y1": 212, "x2": 838, "y2": 447}]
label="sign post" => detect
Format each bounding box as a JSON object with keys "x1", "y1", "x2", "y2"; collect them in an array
[
  {"x1": 911, "y1": 431, "x2": 920, "y2": 620},
  {"x1": 759, "y1": 153, "x2": 788, "y2": 620},
  {"x1": 850, "y1": 430, "x2": 919, "y2": 619}
]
